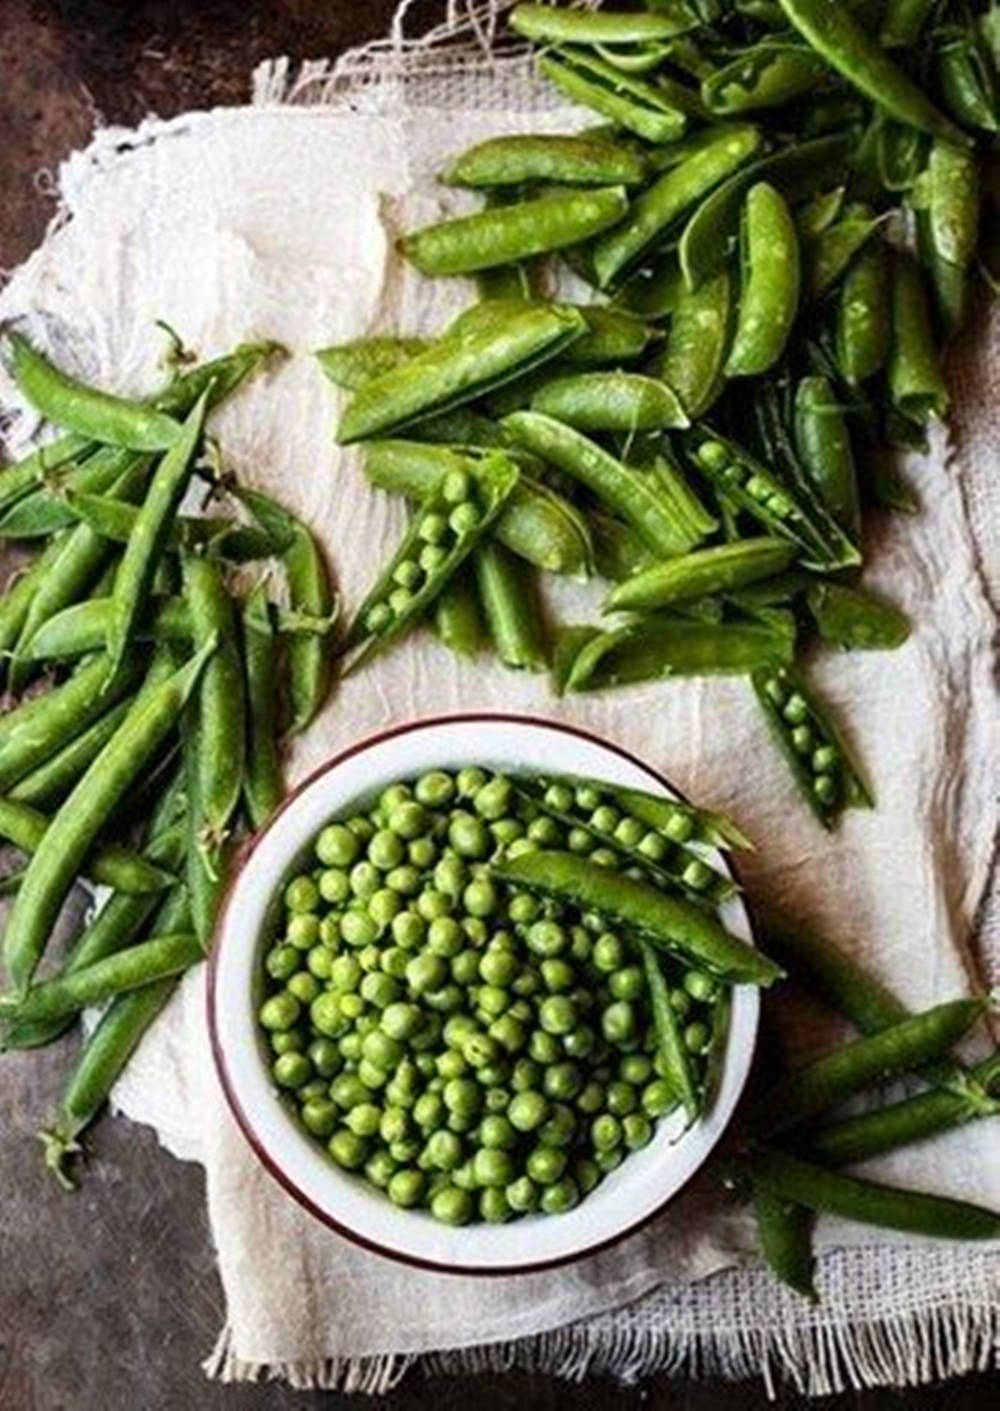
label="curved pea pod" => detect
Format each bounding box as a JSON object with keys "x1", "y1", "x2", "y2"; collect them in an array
[
  {"x1": 806, "y1": 582, "x2": 910, "y2": 651},
  {"x1": 474, "y1": 542, "x2": 547, "y2": 672},
  {"x1": 493, "y1": 849, "x2": 783, "y2": 986},
  {"x1": 0, "y1": 796, "x2": 173, "y2": 895},
  {"x1": 530, "y1": 371, "x2": 689, "y2": 433},
  {"x1": 652, "y1": 268, "x2": 732, "y2": 420},
  {"x1": 0, "y1": 536, "x2": 70, "y2": 680},
  {"x1": 701, "y1": 43, "x2": 831, "y2": 114},
  {"x1": 442, "y1": 133, "x2": 647, "y2": 189},
  {"x1": 0, "y1": 445, "x2": 145, "y2": 539},
  {"x1": 605, "y1": 538, "x2": 796, "y2": 614},
  {"x1": 679, "y1": 134, "x2": 852, "y2": 289},
  {"x1": 344, "y1": 453, "x2": 520, "y2": 673},
  {"x1": 753, "y1": 1194, "x2": 817, "y2": 1303},
  {"x1": 0, "y1": 432, "x2": 94, "y2": 516},
  {"x1": 153, "y1": 339, "x2": 286, "y2": 419},
  {"x1": 315, "y1": 337, "x2": 428, "y2": 391},
  {"x1": 835, "y1": 240, "x2": 890, "y2": 385},
  {"x1": 936, "y1": 27, "x2": 999, "y2": 135},
  {"x1": 538, "y1": 49, "x2": 696, "y2": 144},
  {"x1": 432, "y1": 568, "x2": 483, "y2": 660},
  {"x1": 550, "y1": 624, "x2": 601, "y2": 697},
  {"x1": 640, "y1": 940, "x2": 700, "y2": 1120},
  {"x1": 776, "y1": 0, "x2": 970, "y2": 146},
  {"x1": 363, "y1": 441, "x2": 594, "y2": 577},
  {"x1": 5, "y1": 332, "x2": 182, "y2": 452},
  {"x1": 241, "y1": 582, "x2": 283, "y2": 830},
  {"x1": 913, "y1": 140, "x2": 980, "y2": 334},
  {"x1": 683, "y1": 430, "x2": 861, "y2": 571},
  {"x1": 566, "y1": 614, "x2": 795, "y2": 692},
  {"x1": 21, "y1": 597, "x2": 188, "y2": 662},
  {"x1": 510, "y1": 4, "x2": 698, "y2": 46},
  {"x1": 501, "y1": 411, "x2": 688, "y2": 558},
  {"x1": 805, "y1": 206, "x2": 880, "y2": 301},
  {"x1": 726, "y1": 183, "x2": 800, "y2": 378},
  {"x1": 400, "y1": 185, "x2": 628, "y2": 278},
  {"x1": 592, "y1": 125, "x2": 762, "y2": 289},
  {"x1": 8, "y1": 700, "x2": 133, "y2": 809},
  {"x1": 337, "y1": 304, "x2": 586, "y2": 443},
  {"x1": 887, "y1": 254, "x2": 950, "y2": 424},
  {"x1": 793, "y1": 376, "x2": 861, "y2": 540},
  {"x1": 752, "y1": 664, "x2": 871, "y2": 828}
]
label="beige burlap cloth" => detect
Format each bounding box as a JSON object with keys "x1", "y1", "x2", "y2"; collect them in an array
[{"x1": 0, "y1": 1, "x2": 997, "y2": 1396}]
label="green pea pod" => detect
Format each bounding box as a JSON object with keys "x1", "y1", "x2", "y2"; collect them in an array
[
  {"x1": 640, "y1": 939, "x2": 700, "y2": 1120},
  {"x1": 726, "y1": 183, "x2": 800, "y2": 377},
  {"x1": 917, "y1": 216, "x2": 969, "y2": 338},
  {"x1": 589, "y1": 512, "x2": 656, "y2": 582},
  {"x1": 8, "y1": 699, "x2": 133, "y2": 808},
  {"x1": 538, "y1": 49, "x2": 694, "y2": 144},
  {"x1": 873, "y1": 120, "x2": 927, "y2": 193},
  {"x1": 776, "y1": 0, "x2": 970, "y2": 146},
  {"x1": 315, "y1": 337, "x2": 428, "y2": 391},
  {"x1": 653, "y1": 269, "x2": 732, "y2": 419},
  {"x1": 23, "y1": 597, "x2": 186, "y2": 662},
  {"x1": 740, "y1": 1149, "x2": 1000, "y2": 1241},
  {"x1": 680, "y1": 134, "x2": 852, "y2": 289},
  {"x1": 0, "y1": 445, "x2": 144, "y2": 539},
  {"x1": 510, "y1": 3, "x2": 698, "y2": 45},
  {"x1": 241, "y1": 582, "x2": 284, "y2": 830},
  {"x1": 913, "y1": 141, "x2": 979, "y2": 334},
  {"x1": 793, "y1": 375, "x2": 861, "y2": 539},
  {"x1": 612, "y1": 257, "x2": 685, "y2": 320},
  {"x1": 401, "y1": 186, "x2": 628, "y2": 278},
  {"x1": 611, "y1": 786, "x2": 753, "y2": 853},
  {"x1": 530, "y1": 371, "x2": 689, "y2": 432},
  {"x1": 796, "y1": 186, "x2": 846, "y2": 239},
  {"x1": 701, "y1": 43, "x2": 831, "y2": 114},
  {"x1": 649, "y1": 454, "x2": 719, "y2": 546},
  {"x1": 6, "y1": 332, "x2": 182, "y2": 452},
  {"x1": 0, "y1": 796, "x2": 172, "y2": 895},
  {"x1": 880, "y1": 0, "x2": 937, "y2": 47},
  {"x1": 752, "y1": 1193, "x2": 817, "y2": 1302},
  {"x1": 493, "y1": 849, "x2": 783, "y2": 986},
  {"x1": 442, "y1": 133, "x2": 647, "y2": 188},
  {"x1": 0, "y1": 536, "x2": 70, "y2": 679},
  {"x1": 153, "y1": 340, "x2": 286, "y2": 419},
  {"x1": 806, "y1": 209, "x2": 879, "y2": 300},
  {"x1": 60, "y1": 491, "x2": 283, "y2": 562},
  {"x1": 936, "y1": 29, "x2": 999, "y2": 134},
  {"x1": 2, "y1": 637, "x2": 216, "y2": 996},
  {"x1": 605, "y1": 538, "x2": 796, "y2": 614},
  {"x1": 761, "y1": 912, "x2": 909, "y2": 1035},
  {"x1": 752, "y1": 664, "x2": 871, "y2": 828},
  {"x1": 231, "y1": 487, "x2": 335, "y2": 735},
  {"x1": 566, "y1": 614, "x2": 795, "y2": 692},
  {"x1": 106, "y1": 391, "x2": 209, "y2": 677},
  {"x1": 592, "y1": 124, "x2": 762, "y2": 289},
  {"x1": 550, "y1": 624, "x2": 601, "y2": 697},
  {"x1": 473, "y1": 542, "x2": 547, "y2": 673},
  {"x1": 432, "y1": 568, "x2": 484, "y2": 660},
  {"x1": 345, "y1": 453, "x2": 520, "y2": 673},
  {"x1": 0, "y1": 432, "x2": 94, "y2": 516},
  {"x1": 887, "y1": 254, "x2": 950, "y2": 424},
  {"x1": 836, "y1": 240, "x2": 890, "y2": 385},
  {"x1": 363, "y1": 441, "x2": 593, "y2": 578},
  {"x1": 501, "y1": 411, "x2": 689, "y2": 558},
  {"x1": 474, "y1": 262, "x2": 538, "y2": 303},
  {"x1": 445, "y1": 300, "x2": 652, "y2": 369},
  {"x1": 337, "y1": 304, "x2": 586, "y2": 443},
  {"x1": 806, "y1": 582, "x2": 910, "y2": 650}
]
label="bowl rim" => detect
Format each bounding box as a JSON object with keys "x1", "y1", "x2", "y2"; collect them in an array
[{"x1": 207, "y1": 709, "x2": 759, "y2": 1277}]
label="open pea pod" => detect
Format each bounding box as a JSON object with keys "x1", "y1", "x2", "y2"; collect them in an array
[
  {"x1": 538, "y1": 47, "x2": 697, "y2": 144},
  {"x1": 336, "y1": 304, "x2": 586, "y2": 443},
  {"x1": 701, "y1": 43, "x2": 832, "y2": 114},
  {"x1": 805, "y1": 206, "x2": 880, "y2": 300},
  {"x1": 752, "y1": 664, "x2": 871, "y2": 828},
  {"x1": 343, "y1": 453, "x2": 520, "y2": 672},
  {"x1": 315, "y1": 337, "x2": 428, "y2": 391},
  {"x1": 806, "y1": 582, "x2": 910, "y2": 650}
]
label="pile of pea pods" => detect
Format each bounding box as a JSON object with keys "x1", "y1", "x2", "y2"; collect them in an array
[
  {"x1": 0, "y1": 333, "x2": 336, "y2": 1184},
  {"x1": 320, "y1": 0, "x2": 996, "y2": 830}
]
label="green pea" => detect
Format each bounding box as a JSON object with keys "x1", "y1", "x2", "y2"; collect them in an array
[
  {"x1": 358, "y1": 1058, "x2": 389, "y2": 1090},
  {"x1": 424, "y1": 915, "x2": 463, "y2": 957},
  {"x1": 540, "y1": 1103, "x2": 576, "y2": 1148},
  {"x1": 490, "y1": 818, "x2": 524, "y2": 846},
  {"x1": 338, "y1": 911, "x2": 377, "y2": 948},
  {"x1": 464, "y1": 877, "x2": 499, "y2": 917},
  {"x1": 347, "y1": 816, "x2": 375, "y2": 842},
  {"x1": 437, "y1": 1048, "x2": 468, "y2": 1081},
  {"x1": 478, "y1": 949, "x2": 517, "y2": 987},
  {"x1": 472, "y1": 1147, "x2": 515, "y2": 1187},
  {"x1": 479, "y1": 1113, "x2": 516, "y2": 1150},
  {"x1": 564, "y1": 1024, "x2": 596, "y2": 1060},
  {"x1": 540, "y1": 958, "x2": 574, "y2": 992},
  {"x1": 505, "y1": 838, "x2": 539, "y2": 860},
  {"x1": 362, "y1": 1030, "x2": 404, "y2": 1071},
  {"x1": 528, "y1": 1029, "x2": 561, "y2": 1065},
  {"x1": 430, "y1": 1185, "x2": 474, "y2": 1225},
  {"x1": 607, "y1": 1079, "x2": 638, "y2": 1116},
  {"x1": 316, "y1": 823, "x2": 359, "y2": 868},
  {"x1": 331, "y1": 1073, "x2": 369, "y2": 1109},
  {"x1": 526, "y1": 1145, "x2": 567, "y2": 1184},
  {"x1": 448, "y1": 811, "x2": 491, "y2": 859},
  {"x1": 379, "y1": 1106, "x2": 411, "y2": 1145},
  {"x1": 345, "y1": 1102, "x2": 382, "y2": 1138},
  {"x1": 508, "y1": 1088, "x2": 549, "y2": 1132},
  {"x1": 308, "y1": 1037, "x2": 342, "y2": 1078},
  {"x1": 425, "y1": 1129, "x2": 464, "y2": 1171},
  {"x1": 592, "y1": 933, "x2": 625, "y2": 972},
  {"x1": 463, "y1": 916, "x2": 489, "y2": 946},
  {"x1": 591, "y1": 1113, "x2": 622, "y2": 1152},
  {"x1": 683, "y1": 1020, "x2": 710, "y2": 1053},
  {"x1": 539, "y1": 995, "x2": 577, "y2": 1036},
  {"x1": 669, "y1": 987, "x2": 692, "y2": 1017},
  {"x1": 364, "y1": 1150, "x2": 397, "y2": 1190},
  {"x1": 613, "y1": 816, "x2": 645, "y2": 848},
  {"x1": 287, "y1": 913, "x2": 320, "y2": 950},
  {"x1": 369, "y1": 829, "x2": 406, "y2": 871},
  {"x1": 527, "y1": 815, "x2": 563, "y2": 846},
  {"x1": 391, "y1": 910, "x2": 426, "y2": 950},
  {"x1": 683, "y1": 969, "x2": 718, "y2": 1003},
  {"x1": 418, "y1": 542, "x2": 449, "y2": 575},
  {"x1": 484, "y1": 1086, "x2": 510, "y2": 1114},
  {"x1": 507, "y1": 892, "x2": 540, "y2": 925},
  {"x1": 543, "y1": 1061, "x2": 582, "y2": 1101},
  {"x1": 540, "y1": 1177, "x2": 579, "y2": 1214},
  {"x1": 285, "y1": 876, "x2": 320, "y2": 913},
  {"x1": 392, "y1": 557, "x2": 424, "y2": 591},
  {"x1": 573, "y1": 1156, "x2": 601, "y2": 1196},
  {"x1": 415, "y1": 770, "x2": 456, "y2": 807},
  {"x1": 637, "y1": 831, "x2": 668, "y2": 863},
  {"x1": 266, "y1": 944, "x2": 299, "y2": 981},
  {"x1": 384, "y1": 863, "x2": 421, "y2": 897},
  {"x1": 463, "y1": 1031, "x2": 502, "y2": 1069},
  {"x1": 306, "y1": 945, "x2": 334, "y2": 981},
  {"x1": 590, "y1": 804, "x2": 620, "y2": 834},
  {"x1": 328, "y1": 1129, "x2": 368, "y2": 1170},
  {"x1": 489, "y1": 1014, "x2": 526, "y2": 1053},
  {"x1": 364, "y1": 602, "x2": 393, "y2": 635},
  {"x1": 416, "y1": 888, "x2": 452, "y2": 921},
  {"x1": 338, "y1": 1031, "x2": 363, "y2": 1062},
  {"x1": 349, "y1": 861, "x2": 381, "y2": 899},
  {"x1": 443, "y1": 1077, "x2": 482, "y2": 1117},
  {"x1": 405, "y1": 953, "x2": 447, "y2": 994},
  {"x1": 450, "y1": 949, "x2": 481, "y2": 985},
  {"x1": 380, "y1": 946, "x2": 410, "y2": 980},
  {"x1": 473, "y1": 777, "x2": 514, "y2": 820},
  {"x1": 340, "y1": 993, "x2": 364, "y2": 1020},
  {"x1": 596, "y1": 1147, "x2": 624, "y2": 1175},
  {"x1": 433, "y1": 855, "x2": 467, "y2": 898},
  {"x1": 273, "y1": 1051, "x2": 312, "y2": 1089},
  {"x1": 271, "y1": 1027, "x2": 307, "y2": 1055},
  {"x1": 511, "y1": 1057, "x2": 542, "y2": 1092},
  {"x1": 602, "y1": 1000, "x2": 637, "y2": 1045},
  {"x1": 526, "y1": 920, "x2": 568, "y2": 958},
  {"x1": 479, "y1": 1187, "x2": 512, "y2": 1223},
  {"x1": 389, "y1": 1137, "x2": 421, "y2": 1164},
  {"x1": 623, "y1": 1112, "x2": 653, "y2": 1150},
  {"x1": 457, "y1": 766, "x2": 488, "y2": 796},
  {"x1": 408, "y1": 835, "x2": 437, "y2": 868},
  {"x1": 288, "y1": 970, "x2": 321, "y2": 1005},
  {"x1": 576, "y1": 1079, "x2": 605, "y2": 1115},
  {"x1": 567, "y1": 827, "x2": 594, "y2": 855},
  {"x1": 619, "y1": 1053, "x2": 652, "y2": 1085},
  {"x1": 301, "y1": 1097, "x2": 339, "y2": 1137},
  {"x1": 506, "y1": 1175, "x2": 540, "y2": 1213},
  {"x1": 368, "y1": 887, "x2": 403, "y2": 930},
  {"x1": 259, "y1": 993, "x2": 301, "y2": 1032},
  {"x1": 388, "y1": 1168, "x2": 425, "y2": 1207},
  {"x1": 414, "y1": 1092, "x2": 445, "y2": 1129}
]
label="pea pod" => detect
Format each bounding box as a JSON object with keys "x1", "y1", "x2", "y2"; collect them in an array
[
  {"x1": 510, "y1": 4, "x2": 698, "y2": 46},
  {"x1": 363, "y1": 441, "x2": 594, "y2": 577},
  {"x1": 701, "y1": 43, "x2": 830, "y2": 114},
  {"x1": 550, "y1": 625, "x2": 600, "y2": 697},
  {"x1": 242, "y1": 582, "x2": 283, "y2": 831},
  {"x1": 835, "y1": 240, "x2": 890, "y2": 385},
  {"x1": 337, "y1": 304, "x2": 586, "y2": 443},
  {"x1": 726, "y1": 183, "x2": 801, "y2": 377},
  {"x1": 776, "y1": 0, "x2": 969, "y2": 146},
  {"x1": 559, "y1": 307, "x2": 653, "y2": 367},
  {"x1": 592, "y1": 125, "x2": 762, "y2": 289},
  {"x1": 0, "y1": 536, "x2": 70, "y2": 678},
  {"x1": 432, "y1": 568, "x2": 483, "y2": 660},
  {"x1": 0, "y1": 445, "x2": 145, "y2": 539},
  {"x1": 566, "y1": 614, "x2": 795, "y2": 692},
  {"x1": 679, "y1": 134, "x2": 852, "y2": 289},
  {"x1": 538, "y1": 49, "x2": 693, "y2": 144},
  {"x1": 315, "y1": 337, "x2": 428, "y2": 391},
  {"x1": 653, "y1": 269, "x2": 732, "y2": 419},
  {"x1": 501, "y1": 411, "x2": 689, "y2": 558},
  {"x1": 640, "y1": 939, "x2": 700, "y2": 1121},
  {"x1": 806, "y1": 582, "x2": 910, "y2": 650},
  {"x1": 589, "y1": 512, "x2": 656, "y2": 582},
  {"x1": 154, "y1": 339, "x2": 285, "y2": 418},
  {"x1": 443, "y1": 133, "x2": 647, "y2": 189},
  {"x1": 887, "y1": 253, "x2": 950, "y2": 424},
  {"x1": 0, "y1": 794, "x2": 174, "y2": 894},
  {"x1": 530, "y1": 371, "x2": 689, "y2": 433},
  {"x1": 936, "y1": 26, "x2": 999, "y2": 134},
  {"x1": 752, "y1": 664, "x2": 871, "y2": 827},
  {"x1": 60, "y1": 491, "x2": 283, "y2": 563},
  {"x1": 796, "y1": 187, "x2": 846, "y2": 239},
  {"x1": 914, "y1": 140, "x2": 980, "y2": 335},
  {"x1": 612, "y1": 257, "x2": 685, "y2": 320},
  {"x1": 792, "y1": 375, "x2": 861, "y2": 539},
  {"x1": 493, "y1": 849, "x2": 783, "y2": 986},
  {"x1": 605, "y1": 538, "x2": 795, "y2": 614},
  {"x1": 739, "y1": 1149, "x2": 1000, "y2": 1240},
  {"x1": 880, "y1": 0, "x2": 936, "y2": 47},
  {"x1": 6, "y1": 701, "x2": 130, "y2": 810},
  {"x1": 474, "y1": 542, "x2": 547, "y2": 673},
  {"x1": 401, "y1": 186, "x2": 628, "y2": 278},
  {"x1": 761, "y1": 912, "x2": 908, "y2": 1035},
  {"x1": 106, "y1": 392, "x2": 209, "y2": 676},
  {"x1": 345, "y1": 453, "x2": 520, "y2": 672},
  {"x1": 0, "y1": 432, "x2": 94, "y2": 515},
  {"x1": 805, "y1": 207, "x2": 879, "y2": 300},
  {"x1": 649, "y1": 455, "x2": 718, "y2": 547},
  {"x1": 610, "y1": 785, "x2": 752, "y2": 852},
  {"x1": 752, "y1": 1193, "x2": 817, "y2": 1302}
]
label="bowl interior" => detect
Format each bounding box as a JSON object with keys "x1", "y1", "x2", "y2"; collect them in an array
[{"x1": 209, "y1": 714, "x2": 759, "y2": 1275}]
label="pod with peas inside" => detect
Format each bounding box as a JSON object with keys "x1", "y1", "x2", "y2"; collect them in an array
[{"x1": 211, "y1": 716, "x2": 761, "y2": 1272}]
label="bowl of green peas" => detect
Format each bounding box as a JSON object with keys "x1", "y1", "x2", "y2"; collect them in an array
[{"x1": 209, "y1": 714, "x2": 763, "y2": 1274}]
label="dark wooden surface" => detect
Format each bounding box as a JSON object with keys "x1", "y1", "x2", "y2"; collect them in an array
[{"x1": 0, "y1": 4, "x2": 996, "y2": 1408}]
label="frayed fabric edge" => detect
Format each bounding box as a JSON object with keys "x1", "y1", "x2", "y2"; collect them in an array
[{"x1": 204, "y1": 1298, "x2": 1000, "y2": 1399}]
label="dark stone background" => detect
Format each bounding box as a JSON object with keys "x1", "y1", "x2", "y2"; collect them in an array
[{"x1": 0, "y1": 3, "x2": 995, "y2": 1408}]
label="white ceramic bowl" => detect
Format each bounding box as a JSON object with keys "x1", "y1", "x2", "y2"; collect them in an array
[{"x1": 209, "y1": 713, "x2": 760, "y2": 1275}]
